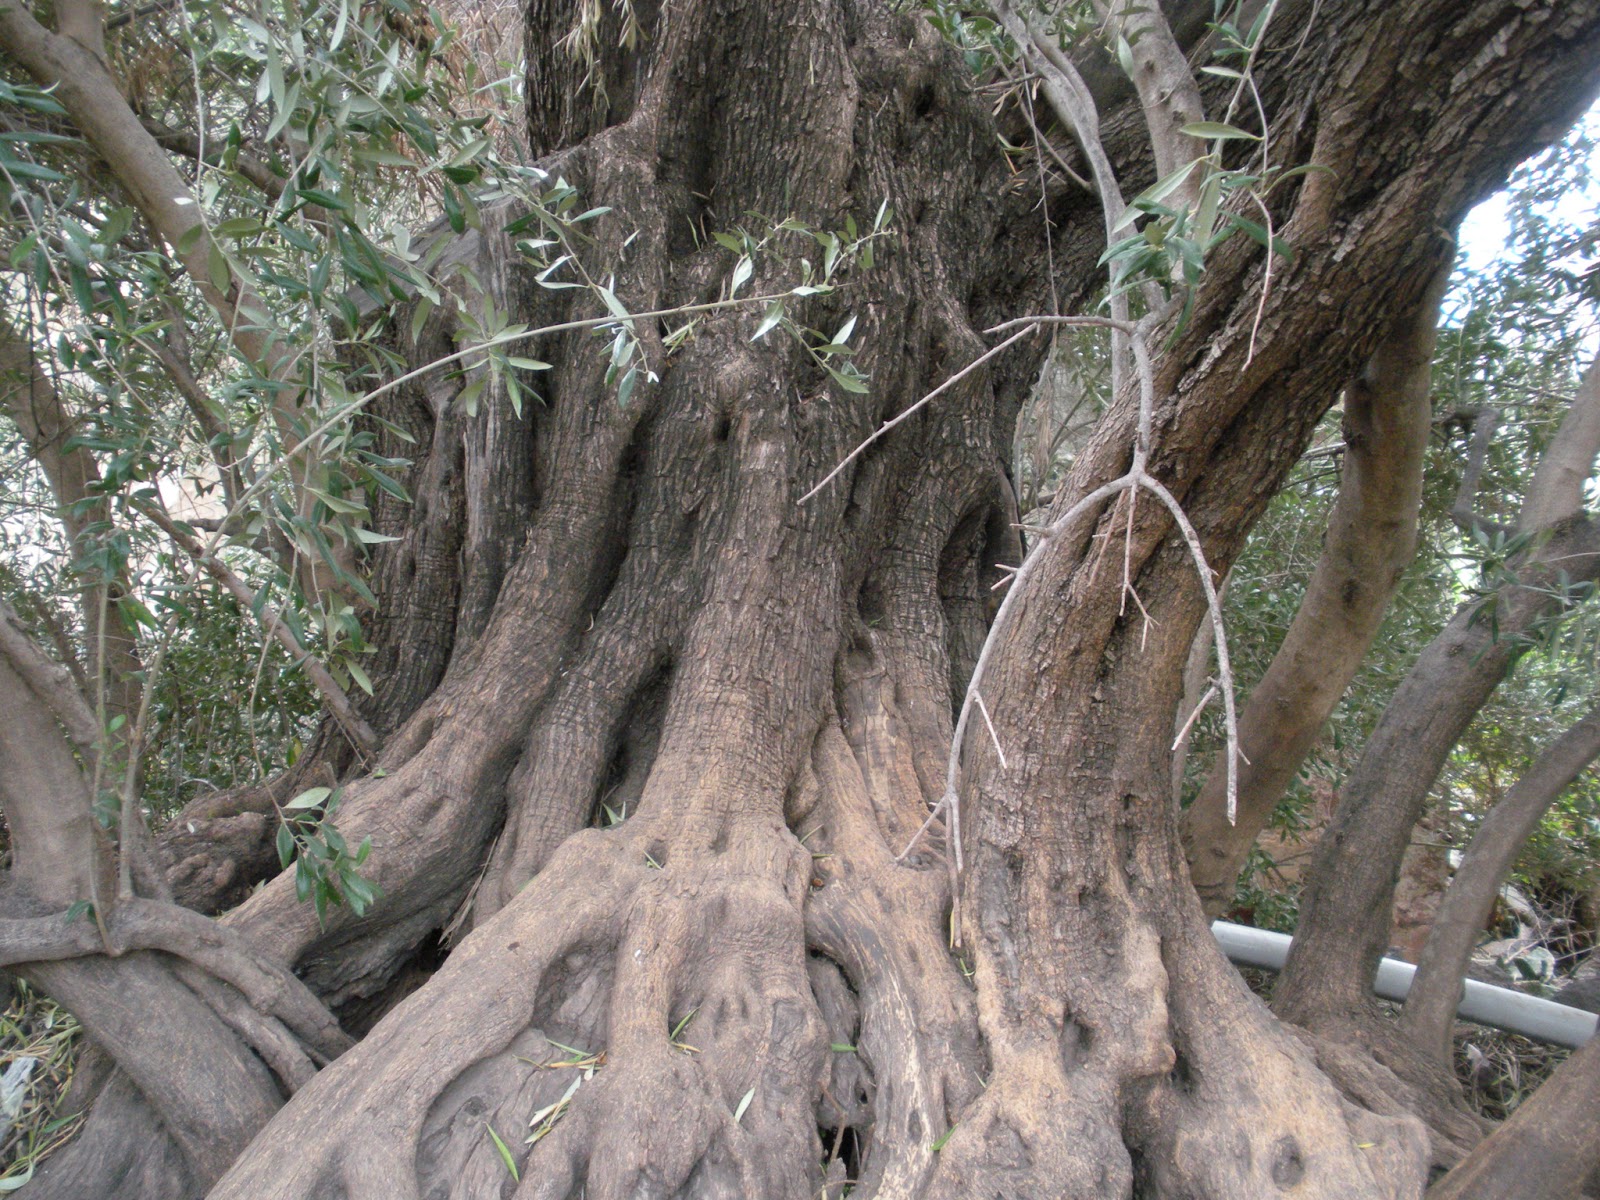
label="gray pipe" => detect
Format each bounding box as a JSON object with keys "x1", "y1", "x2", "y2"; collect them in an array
[{"x1": 1212, "y1": 920, "x2": 1597, "y2": 1049}]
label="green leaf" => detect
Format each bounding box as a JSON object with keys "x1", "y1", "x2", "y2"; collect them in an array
[
  {"x1": 276, "y1": 822, "x2": 295, "y2": 868},
  {"x1": 117, "y1": 595, "x2": 159, "y2": 629},
  {"x1": 286, "y1": 786, "x2": 333, "y2": 811},
  {"x1": 729, "y1": 256, "x2": 753, "y2": 297},
  {"x1": 1115, "y1": 161, "x2": 1200, "y2": 230},
  {"x1": 733, "y1": 1087, "x2": 755, "y2": 1124},
  {"x1": 0, "y1": 155, "x2": 65, "y2": 183},
  {"x1": 480, "y1": 1126, "x2": 518, "y2": 1184},
  {"x1": 597, "y1": 284, "x2": 631, "y2": 322},
  {"x1": 751, "y1": 301, "x2": 784, "y2": 342},
  {"x1": 616, "y1": 365, "x2": 639, "y2": 407},
  {"x1": 213, "y1": 217, "x2": 266, "y2": 239},
  {"x1": 669, "y1": 1008, "x2": 699, "y2": 1041},
  {"x1": 410, "y1": 296, "x2": 436, "y2": 343},
  {"x1": 265, "y1": 80, "x2": 300, "y2": 141},
  {"x1": 1218, "y1": 213, "x2": 1294, "y2": 262},
  {"x1": 346, "y1": 660, "x2": 374, "y2": 695},
  {"x1": 265, "y1": 41, "x2": 286, "y2": 113},
  {"x1": 0, "y1": 1164, "x2": 34, "y2": 1191},
  {"x1": 827, "y1": 365, "x2": 870, "y2": 394},
  {"x1": 208, "y1": 243, "x2": 232, "y2": 292},
  {"x1": 456, "y1": 377, "x2": 485, "y2": 416},
  {"x1": 442, "y1": 184, "x2": 465, "y2": 233},
  {"x1": 173, "y1": 222, "x2": 205, "y2": 257},
  {"x1": 1179, "y1": 121, "x2": 1260, "y2": 141}
]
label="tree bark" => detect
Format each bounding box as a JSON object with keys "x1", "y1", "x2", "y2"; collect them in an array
[
  {"x1": 6, "y1": 0, "x2": 1600, "y2": 1197},
  {"x1": 1274, "y1": 517, "x2": 1600, "y2": 1025},
  {"x1": 1278, "y1": 349, "x2": 1600, "y2": 1037},
  {"x1": 1181, "y1": 261, "x2": 1446, "y2": 915},
  {"x1": 1424, "y1": 1032, "x2": 1600, "y2": 1200},
  {"x1": 1400, "y1": 701, "x2": 1600, "y2": 1066}
]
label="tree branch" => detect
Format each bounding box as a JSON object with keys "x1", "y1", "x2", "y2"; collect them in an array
[
  {"x1": 1400, "y1": 700, "x2": 1600, "y2": 1066},
  {"x1": 0, "y1": 897, "x2": 352, "y2": 1060},
  {"x1": 139, "y1": 117, "x2": 286, "y2": 201},
  {"x1": 1091, "y1": 0, "x2": 1205, "y2": 195},
  {"x1": 1181, "y1": 256, "x2": 1449, "y2": 914},
  {"x1": 1427, "y1": 1031, "x2": 1600, "y2": 1200},
  {"x1": 1, "y1": 307, "x2": 144, "y2": 724},
  {"x1": 0, "y1": 651, "x2": 106, "y2": 915},
  {"x1": 1451, "y1": 404, "x2": 1501, "y2": 536},
  {"x1": 1520, "y1": 348, "x2": 1600, "y2": 530},
  {"x1": 0, "y1": 597, "x2": 99, "y2": 760}
]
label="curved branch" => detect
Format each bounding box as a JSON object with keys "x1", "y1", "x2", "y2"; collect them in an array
[
  {"x1": 1400, "y1": 700, "x2": 1600, "y2": 1066},
  {"x1": 1521, "y1": 349, "x2": 1600, "y2": 529},
  {"x1": 0, "y1": 898, "x2": 351, "y2": 1061},
  {"x1": 1451, "y1": 404, "x2": 1500, "y2": 536},
  {"x1": 1181, "y1": 258, "x2": 1447, "y2": 914},
  {"x1": 0, "y1": 596, "x2": 99, "y2": 759},
  {"x1": 1091, "y1": 0, "x2": 1205, "y2": 192}
]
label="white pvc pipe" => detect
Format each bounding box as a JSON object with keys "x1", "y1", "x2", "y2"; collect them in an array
[{"x1": 1211, "y1": 920, "x2": 1598, "y2": 1049}]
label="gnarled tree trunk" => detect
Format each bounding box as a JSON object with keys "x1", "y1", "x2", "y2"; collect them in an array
[{"x1": 7, "y1": 0, "x2": 1600, "y2": 1197}]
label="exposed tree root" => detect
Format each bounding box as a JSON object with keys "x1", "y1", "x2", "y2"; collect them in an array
[
  {"x1": 210, "y1": 740, "x2": 837, "y2": 1200},
  {"x1": 21, "y1": 952, "x2": 285, "y2": 1192},
  {"x1": 798, "y1": 698, "x2": 988, "y2": 1195},
  {"x1": 1129, "y1": 919, "x2": 1430, "y2": 1199}
]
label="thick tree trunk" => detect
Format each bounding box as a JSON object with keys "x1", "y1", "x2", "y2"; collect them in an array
[
  {"x1": 207, "y1": 4, "x2": 1018, "y2": 1195},
  {"x1": 9, "y1": 0, "x2": 1600, "y2": 1197}
]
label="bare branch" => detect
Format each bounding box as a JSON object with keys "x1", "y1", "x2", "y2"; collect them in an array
[
  {"x1": 973, "y1": 692, "x2": 1008, "y2": 771},
  {"x1": 1090, "y1": 0, "x2": 1205, "y2": 194},
  {"x1": 799, "y1": 324, "x2": 1041, "y2": 504},
  {"x1": 1137, "y1": 472, "x2": 1241, "y2": 820},
  {"x1": 1170, "y1": 683, "x2": 1217, "y2": 752},
  {"x1": 1520, "y1": 348, "x2": 1600, "y2": 530},
  {"x1": 993, "y1": 0, "x2": 1127, "y2": 239}
]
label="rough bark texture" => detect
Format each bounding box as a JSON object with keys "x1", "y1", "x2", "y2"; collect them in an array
[{"x1": 6, "y1": 0, "x2": 1600, "y2": 1197}]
